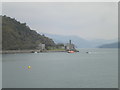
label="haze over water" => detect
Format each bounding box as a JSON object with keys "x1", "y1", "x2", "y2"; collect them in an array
[{"x1": 2, "y1": 49, "x2": 118, "y2": 88}]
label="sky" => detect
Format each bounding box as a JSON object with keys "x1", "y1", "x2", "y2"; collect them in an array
[{"x1": 2, "y1": 2, "x2": 118, "y2": 40}]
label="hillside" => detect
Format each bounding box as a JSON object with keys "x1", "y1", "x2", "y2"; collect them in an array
[
  {"x1": 99, "y1": 42, "x2": 119, "y2": 48},
  {"x1": 41, "y1": 33, "x2": 94, "y2": 48},
  {"x1": 41, "y1": 33, "x2": 117, "y2": 48},
  {"x1": 2, "y1": 15, "x2": 55, "y2": 50}
]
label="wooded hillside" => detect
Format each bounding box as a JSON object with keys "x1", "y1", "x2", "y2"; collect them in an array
[{"x1": 2, "y1": 15, "x2": 55, "y2": 50}]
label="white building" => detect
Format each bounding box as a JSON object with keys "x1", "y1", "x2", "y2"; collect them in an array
[
  {"x1": 65, "y1": 40, "x2": 75, "y2": 50},
  {"x1": 37, "y1": 43, "x2": 45, "y2": 50}
]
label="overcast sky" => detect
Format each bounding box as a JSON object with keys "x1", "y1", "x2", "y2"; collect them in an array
[{"x1": 2, "y1": 2, "x2": 118, "y2": 40}]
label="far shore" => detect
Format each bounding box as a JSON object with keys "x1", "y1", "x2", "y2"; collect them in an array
[{"x1": 1, "y1": 49, "x2": 67, "y2": 54}]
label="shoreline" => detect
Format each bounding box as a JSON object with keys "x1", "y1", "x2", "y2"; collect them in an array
[{"x1": 1, "y1": 50, "x2": 67, "y2": 54}]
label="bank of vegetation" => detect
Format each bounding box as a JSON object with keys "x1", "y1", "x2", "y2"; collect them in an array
[{"x1": 2, "y1": 15, "x2": 58, "y2": 50}]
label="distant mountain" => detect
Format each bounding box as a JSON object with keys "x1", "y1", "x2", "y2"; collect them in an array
[
  {"x1": 2, "y1": 15, "x2": 55, "y2": 50},
  {"x1": 99, "y1": 42, "x2": 119, "y2": 48},
  {"x1": 41, "y1": 33, "x2": 118, "y2": 48},
  {"x1": 40, "y1": 33, "x2": 93, "y2": 48},
  {"x1": 90, "y1": 39, "x2": 118, "y2": 48}
]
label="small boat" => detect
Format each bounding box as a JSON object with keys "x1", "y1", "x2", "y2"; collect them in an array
[
  {"x1": 86, "y1": 52, "x2": 91, "y2": 54},
  {"x1": 68, "y1": 51, "x2": 75, "y2": 53},
  {"x1": 34, "y1": 52, "x2": 38, "y2": 53}
]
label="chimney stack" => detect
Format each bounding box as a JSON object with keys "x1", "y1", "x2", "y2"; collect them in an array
[{"x1": 69, "y1": 40, "x2": 71, "y2": 45}]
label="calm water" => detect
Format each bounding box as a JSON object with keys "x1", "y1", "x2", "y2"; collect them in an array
[
  {"x1": 2, "y1": 49, "x2": 118, "y2": 88},
  {"x1": 0, "y1": 54, "x2": 2, "y2": 89}
]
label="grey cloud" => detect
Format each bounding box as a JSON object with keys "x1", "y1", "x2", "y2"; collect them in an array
[{"x1": 2, "y1": 2, "x2": 118, "y2": 40}]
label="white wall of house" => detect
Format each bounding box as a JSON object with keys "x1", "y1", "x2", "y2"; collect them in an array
[{"x1": 37, "y1": 43, "x2": 45, "y2": 50}]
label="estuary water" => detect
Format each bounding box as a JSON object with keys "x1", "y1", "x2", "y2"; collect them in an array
[{"x1": 2, "y1": 49, "x2": 118, "y2": 88}]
